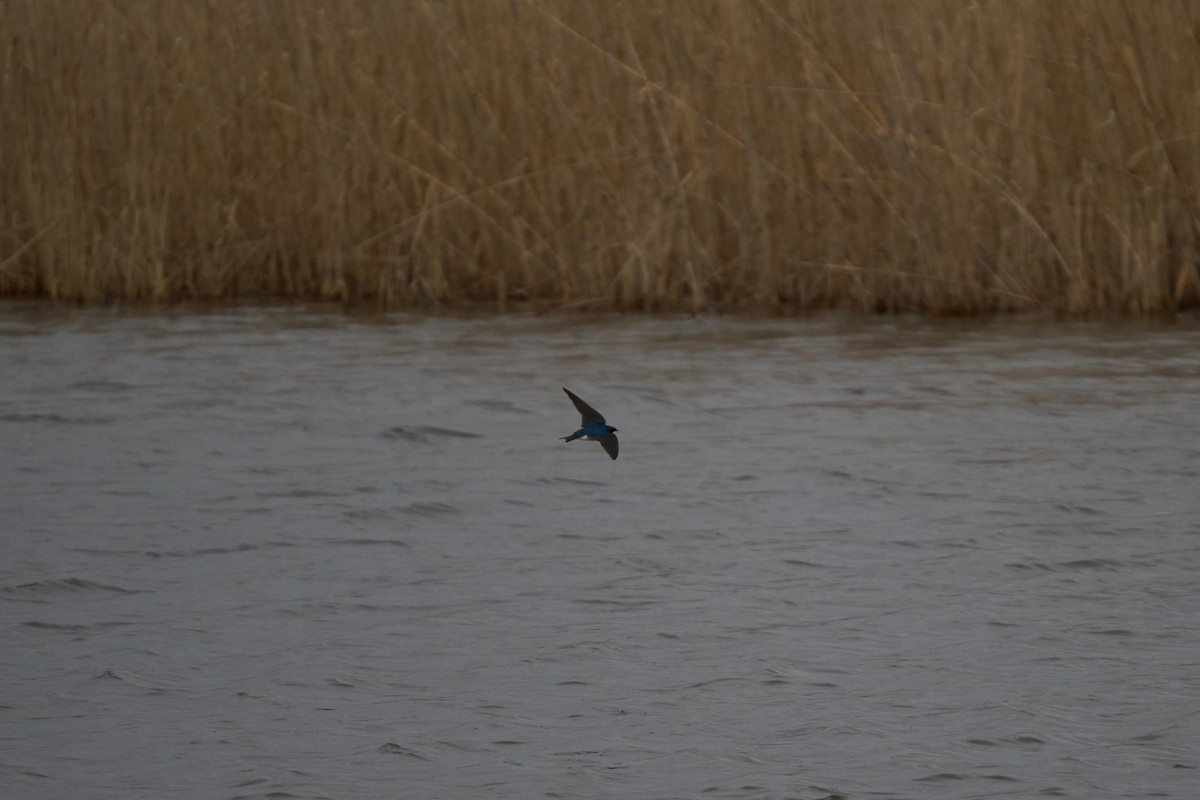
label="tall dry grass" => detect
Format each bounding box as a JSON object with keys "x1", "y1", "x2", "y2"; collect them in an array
[{"x1": 2, "y1": 0, "x2": 1200, "y2": 313}]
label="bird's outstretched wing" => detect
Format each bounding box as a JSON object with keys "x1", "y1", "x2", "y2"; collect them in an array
[
  {"x1": 563, "y1": 388, "x2": 606, "y2": 426},
  {"x1": 596, "y1": 434, "x2": 619, "y2": 460}
]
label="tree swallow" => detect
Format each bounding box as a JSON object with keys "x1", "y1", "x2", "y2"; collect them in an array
[{"x1": 560, "y1": 387, "x2": 619, "y2": 460}]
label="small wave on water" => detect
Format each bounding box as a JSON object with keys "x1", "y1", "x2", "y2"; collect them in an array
[
  {"x1": 143, "y1": 543, "x2": 261, "y2": 559},
  {"x1": 21, "y1": 620, "x2": 133, "y2": 632},
  {"x1": 2, "y1": 577, "x2": 142, "y2": 598},
  {"x1": 0, "y1": 412, "x2": 113, "y2": 425},
  {"x1": 396, "y1": 501, "x2": 459, "y2": 517},
  {"x1": 328, "y1": 537, "x2": 411, "y2": 548},
  {"x1": 380, "y1": 425, "x2": 484, "y2": 442}
]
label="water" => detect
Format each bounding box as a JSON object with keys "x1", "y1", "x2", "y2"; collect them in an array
[{"x1": 2, "y1": 305, "x2": 1198, "y2": 800}]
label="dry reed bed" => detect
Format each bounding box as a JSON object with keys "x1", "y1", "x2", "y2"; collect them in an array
[{"x1": 2, "y1": 0, "x2": 1200, "y2": 313}]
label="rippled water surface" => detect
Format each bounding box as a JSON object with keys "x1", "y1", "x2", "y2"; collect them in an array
[{"x1": 2, "y1": 305, "x2": 1198, "y2": 800}]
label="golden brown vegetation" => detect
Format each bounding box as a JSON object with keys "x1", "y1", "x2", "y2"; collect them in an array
[{"x1": 3, "y1": 0, "x2": 1200, "y2": 313}]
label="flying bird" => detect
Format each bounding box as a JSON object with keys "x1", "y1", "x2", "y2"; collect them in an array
[{"x1": 560, "y1": 387, "x2": 619, "y2": 460}]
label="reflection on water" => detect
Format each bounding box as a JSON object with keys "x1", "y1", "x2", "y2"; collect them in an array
[{"x1": 2, "y1": 304, "x2": 1198, "y2": 799}]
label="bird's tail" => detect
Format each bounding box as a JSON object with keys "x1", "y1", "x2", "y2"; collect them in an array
[{"x1": 561, "y1": 434, "x2": 580, "y2": 442}]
